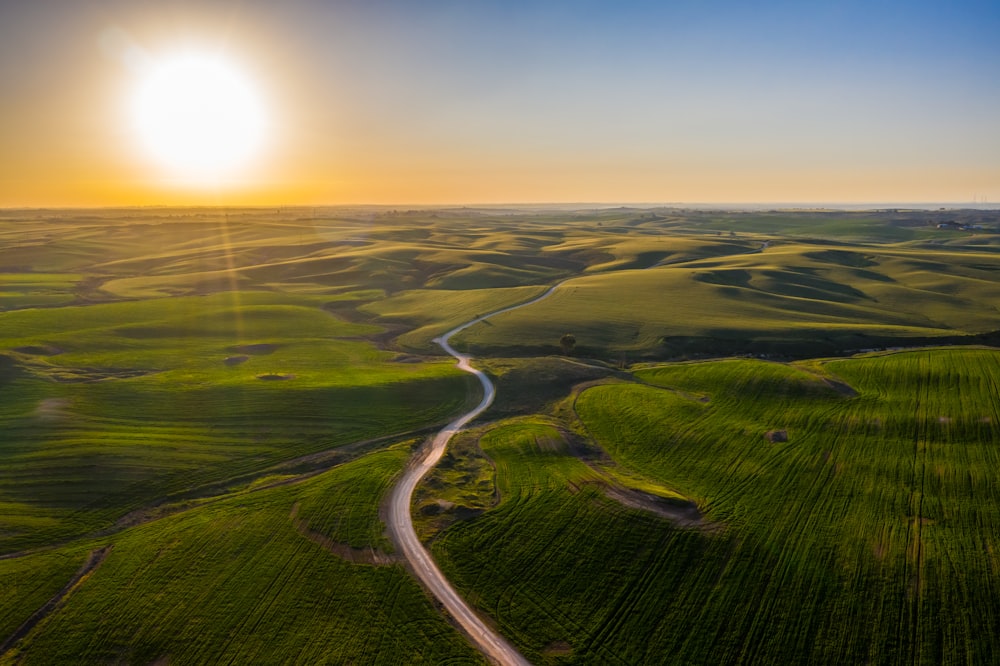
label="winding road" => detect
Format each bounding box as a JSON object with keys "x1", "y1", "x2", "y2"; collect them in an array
[{"x1": 386, "y1": 286, "x2": 559, "y2": 666}]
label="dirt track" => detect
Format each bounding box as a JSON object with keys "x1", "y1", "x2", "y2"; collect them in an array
[
  {"x1": 0, "y1": 545, "x2": 112, "y2": 657},
  {"x1": 385, "y1": 287, "x2": 559, "y2": 666}
]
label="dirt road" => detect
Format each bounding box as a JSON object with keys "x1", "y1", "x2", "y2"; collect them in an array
[{"x1": 386, "y1": 287, "x2": 558, "y2": 666}]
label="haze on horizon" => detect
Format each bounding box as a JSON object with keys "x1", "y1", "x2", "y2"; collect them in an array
[{"x1": 1, "y1": 0, "x2": 998, "y2": 208}]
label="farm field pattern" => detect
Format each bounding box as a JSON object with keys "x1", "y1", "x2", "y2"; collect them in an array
[{"x1": 2, "y1": 206, "x2": 1000, "y2": 664}]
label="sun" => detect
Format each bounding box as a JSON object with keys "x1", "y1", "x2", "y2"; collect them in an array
[{"x1": 132, "y1": 52, "x2": 266, "y2": 181}]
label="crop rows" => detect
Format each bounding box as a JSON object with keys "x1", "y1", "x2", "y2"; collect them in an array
[
  {"x1": 0, "y1": 291, "x2": 470, "y2": 552},
  {"x1": 0, "y1": 447, "x2": 483, "y2": 665},
  {"x1": 430, "y1": 349, "x2": 1000, "y2": 664}
]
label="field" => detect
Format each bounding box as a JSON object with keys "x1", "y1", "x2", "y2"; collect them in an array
[
  {"x1": 455, "y1": 240, "x2": 1000, "y2": 358},
  {"x1": 0, "y1": 289, "x2": 472, "y2": 552},
  {"x1": 1, "y1": 445, "x2": 483, "y2": 664},
  {"x1": 430, "y1": 349, "x2": 1000, "y2": 664},
  {"x1": 2, "y1": 206, "x2": 1000, "y2": 663}
]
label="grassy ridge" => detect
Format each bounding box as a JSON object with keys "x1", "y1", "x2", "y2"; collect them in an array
[
  {"x1": 4, "y1": 209, "x2": 998, "y2": 360},
  {"x1": 455, "y1": 242, "x2": 1000, "y2": 358},
  {"x1": 586, "y1": 349, "x2": 1000, "y2": 662},
  {"x1": 0, "y1": 372, "x2": 470, "y2": 553},
  {"x1": 0, "y1": 274, "x2": 80, "y2": 310},
  {"x1": 428, "y1": 349, "x2": 1000, "y2": 663},
  {"x1": 431, "y1": 420, "x2": 625, "y2": 663},
  {"x1": 1, "y1": 446, "x2": 484, "y2": 665},
  {"x1": 431, "y1": 420, "x2": 746, "y2": 664},
  {"x1": 361, "y1": 286, "x2": 547, "y2": 352},
  {"x1": 0, "y1": 291, "x2": 472, "y2": 552},
  {"x1": 292, "y1": 444, "x2": 414, "y2": 551},
  {"x1": 0, "y1": 549, "x2": 86, "y2": 642}
]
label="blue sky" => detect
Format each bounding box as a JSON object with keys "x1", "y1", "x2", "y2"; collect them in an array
[{"x1": 1, "y1": 0, "x2": 998, "y2": 204}]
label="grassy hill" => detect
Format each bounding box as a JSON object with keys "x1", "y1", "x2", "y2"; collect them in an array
[
  {"x1": 0, "y1": 290, "x2": 471, "y2": 553},
  {"x1": 1, "y1": 445, "x2": 483, "y2": 664},
  {"x1": 455, "y1": 240, "x2": 1000, "y2": 358},
  {"x1": 424, "y1": 348, "x2": 1000, "y2": 664},
  {"x1": 2, "y1": 206, "x2": 1000, "y2": 664}
]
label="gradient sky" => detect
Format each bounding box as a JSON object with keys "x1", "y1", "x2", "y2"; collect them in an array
[{"x1": 1, "y1": 0, "x2": 998, "y2": 206}]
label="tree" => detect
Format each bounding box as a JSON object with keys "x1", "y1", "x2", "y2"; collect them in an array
[{"x1": 559, "y1": 333, "x2": 576, "y2": 355}]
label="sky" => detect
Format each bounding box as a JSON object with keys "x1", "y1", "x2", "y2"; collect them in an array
[{"x1": 1, "y1": 0, "x2": 998, "y2": 206}]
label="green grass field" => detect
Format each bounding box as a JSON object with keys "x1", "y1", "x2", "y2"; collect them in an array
[
  {"x1": 0, "y1": 289, "x2": 472, "y2": 552},
  {"x1": 2, "y1": 206, "x2": 1000, "y2": 664},
  {"x1": 0, "y1": 445, "x2": 483, "y2": 665},
  {"x1": 427, "y1": 348, "x2": 1000, "y2": 664},
  {"x1": 455, "y1": 241, "x2": 1000, "y2": 358},
  {"x1": 361, "y1": 285, "x2": 548, "y2": 352}
]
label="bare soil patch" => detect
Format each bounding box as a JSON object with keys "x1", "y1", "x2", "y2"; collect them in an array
[
  {"x1": 223, "y1": 355, "x2": 249, "y2": 365},
  {"x1": 392, "y1": 354, "x2": 424, "y2": 363},
  {"x1": 257, "y1": 373, "x2": 295, "y2": 381},
  {"x1": 542, "y1": 641, "x2": 573, "y2": 657},
  {"x1": 34, "y1": 398, "x2": 71, "y2": 421},
  {"x1": 822, "y1": 377, "x2": 858, "y2": 397},
  {"x1": 419, "y1": 499, "x2": 456, "y2": 516},
  {"x1": 229, "y1": 343, "x2": 278, "y2": 355},
  {"x1": 597, "y1": 482, "x2": 708, "y2": 530}
]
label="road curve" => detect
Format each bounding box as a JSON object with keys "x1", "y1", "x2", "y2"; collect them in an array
[{"x1": 387, "y1": 286, "x2": 559, "y2": 666}]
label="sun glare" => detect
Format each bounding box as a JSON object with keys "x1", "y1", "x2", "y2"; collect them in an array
[{"x1": 132, "y1": 53, "x2": 266, "y2": 182}]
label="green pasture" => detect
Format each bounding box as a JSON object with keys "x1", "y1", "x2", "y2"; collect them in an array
[
  {"x1": 476, "y1": 356, "x2": 616, "y2": 418},
  {"x1": 578, "y1": 235, "x2": 759, "y2": 272},
  {"x1": 0, "y1": 446, "x2": 483, "y2": 665},
  {"x1": 2, "y1": 207, "x2": 1000, "y2": 664},
  {"x1": 0, "y1": 548, "x2": 85, "y2": 642},
  {"x1": 455, "y1": 241, "x2": 1000, "y2": 358},
  {"x1": 361, "y1": 286, "x2": 547, "y2": 352},
  {"x1": 0, "y1": 274, "x2": 80, "y2": 310},
  {"x1": 431, "y1": 418, "x2": 711, "y2": 664},
  {"x1": 427, "y1": 349, "x2": 1000, "y2": 664},
  {"x1": 0, "y1": 291, "x2": 471, "y2": 552},
  {"x1": 694, "y1": 213, "x2": 931, "y2": 242}
]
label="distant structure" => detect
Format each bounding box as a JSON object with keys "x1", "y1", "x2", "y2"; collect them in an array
[{"x1": 936, "y1": 221, "x2": 985, "y2": 231}]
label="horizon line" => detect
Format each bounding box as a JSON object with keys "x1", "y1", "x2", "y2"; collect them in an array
[{"x1": 2, "y1": 201, "x2": 998, "y2": 212}]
